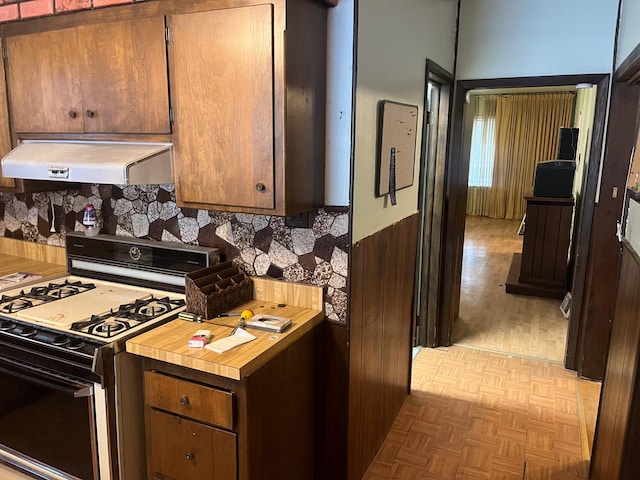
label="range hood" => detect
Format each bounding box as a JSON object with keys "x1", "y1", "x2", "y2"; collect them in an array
[{"x1": 1, "y1": 140, "x2": 174, "y2": 185}]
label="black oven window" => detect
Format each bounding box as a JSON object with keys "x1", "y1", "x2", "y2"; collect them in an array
[{"x1": 0, "y1": 369, "x2": 95, "y2": 480}]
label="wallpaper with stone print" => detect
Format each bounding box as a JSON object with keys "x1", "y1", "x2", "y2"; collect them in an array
[{"x1": 0, "y1": 184, "x2": 349, "y2": 322}]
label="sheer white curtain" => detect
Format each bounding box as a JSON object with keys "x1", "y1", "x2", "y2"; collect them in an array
[{"x1": 466, "y1": 95, "x2": 497, "y2": 216}]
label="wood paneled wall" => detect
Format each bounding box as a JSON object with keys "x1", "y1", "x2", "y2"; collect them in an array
[
  {"x1": 348, "y1": 214, "x2": 419, "y2": 480},
  {"x1": 591, "y1": 241, "x2": 640, "y2": 478}
]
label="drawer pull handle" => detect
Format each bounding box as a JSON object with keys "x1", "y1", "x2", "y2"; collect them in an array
[
  {"x1": 68, "y1": 111, "x2": 77, "y2": 119},
  {"x1": 255, "y1": 183, "x2": 266, "y2": 192},
  {"x1": 85, "y1": 110, "x2": 95, "y2": 118},
  {"x1": 185, "y1": 451, "x2": 195, "y2": 460},
  {"x1": 179, "y1": 396, "x2": 189, "y2": 406}
]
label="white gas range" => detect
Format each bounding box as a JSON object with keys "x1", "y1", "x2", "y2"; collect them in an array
[{"x1": 0, "y1": 233, "x2": 219, "y2": 480}]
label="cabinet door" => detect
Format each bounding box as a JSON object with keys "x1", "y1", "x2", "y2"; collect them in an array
[
  {"x1": 0, "y1": 45, "x2": 14, "y2": 189},
  {"x1": 147, "y1": 409, "x2": 236, "y2": 480},
  {"x1": 5, "y1": 28, "x2": 83, "y2": 134},
  {"x1": 77, "y1": 17, "x2": 170, "y2": 134},
  {"x1": 169, "y1": 5, "x2": 275, "y2": 210}
]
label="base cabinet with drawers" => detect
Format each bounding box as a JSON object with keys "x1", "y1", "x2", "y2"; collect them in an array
[
  {"x1": 144, "y1": 371, "x2": 237, "y2": 480},
  {"x1": 141, "y1": 324, "x2": 319, "y2": 480}
]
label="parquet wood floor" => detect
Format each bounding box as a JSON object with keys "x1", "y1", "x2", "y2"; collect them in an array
[
  {"x1": 362, "y1": 346, "x2": 596, "y2": 480},
  {"x1": 453, "y1": 216, "x2": 568, "y2": 362}
]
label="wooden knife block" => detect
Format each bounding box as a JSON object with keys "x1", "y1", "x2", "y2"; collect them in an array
[{"x1": 185, "y1": 261, "x2": 253, "y2": 319}]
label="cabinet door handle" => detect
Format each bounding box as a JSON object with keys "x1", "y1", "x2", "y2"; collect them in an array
[
  {"x1": 68, "y1": 111, "x2": 78, "y2": 119},
  {"x1": 255, "y1": 183, "x2": 266, "y2": 192},
  {"x1": 185, "y1": 452, "x2": 195, "y2": 460},
  {"x1": 179, "y1": 396, "x2": 189, "y2": 406},
  {"x1": 85, "y1": 110, "x2": 95, "y2": 118}
]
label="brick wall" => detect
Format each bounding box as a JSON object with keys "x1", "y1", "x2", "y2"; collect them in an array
[{"x1": 0, "y1": 0, "x2": 131, "y2": 23}]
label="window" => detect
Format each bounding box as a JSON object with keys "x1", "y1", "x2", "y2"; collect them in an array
[{"x1": 468, "y1": 116, "x2": 496, "y2": 187}]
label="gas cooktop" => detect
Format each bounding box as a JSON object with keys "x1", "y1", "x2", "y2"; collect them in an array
[{"x1": 0, "y1": 276, "x2": 186, "y2": 344}]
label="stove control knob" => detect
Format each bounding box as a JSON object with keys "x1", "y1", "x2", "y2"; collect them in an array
[
  {"x1": 179, "y1": 396, "x2": 189, "y2": 406},
  {"x1": 185, "y1": 452, "x2": 195, "y2": 460}
]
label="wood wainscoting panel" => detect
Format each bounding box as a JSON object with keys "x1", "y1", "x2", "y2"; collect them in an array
[
  {"x1": 348, "y1": 214, "x2": 419, "y2": 480},
  {"x1": 591, "y1": 241, "x2": 640, "y2": 479}
]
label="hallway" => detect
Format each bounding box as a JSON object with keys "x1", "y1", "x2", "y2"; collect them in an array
[
  {"x1": 453, "y1": 216, "x2": 568, "y2": 362},
  {"x1": 362, "y1": 346, "x2": 599, "y2": 479},
  {"x1": 360, "y1": 214, "x2": 600, "y2": 479}
]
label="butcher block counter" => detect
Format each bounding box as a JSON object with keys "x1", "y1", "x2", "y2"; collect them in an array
[
  {"x1": 0, "y1": 238, "x2": 66, "y2": 280},
  {"x1": 126, "y1": 277, "x2": 325, "y2": 480},
  {"x1": 126, "y1": 277, "x2": 324, "y2": 380}
]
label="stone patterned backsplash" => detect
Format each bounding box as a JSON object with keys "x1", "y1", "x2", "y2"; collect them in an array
[{"x1": 0, "y1": 184, "x2": 349, "y2": 322}]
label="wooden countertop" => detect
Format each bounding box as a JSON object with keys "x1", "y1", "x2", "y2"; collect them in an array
[
  {"x1": 0, "y1": 237, "x2": 66, "y2": 283},
  {"x1": 0, "y1": 253, "x2": 66, "y2": 283},
  {"x1": 126, "y1": 278, "x2": 324, "y2": 381}
]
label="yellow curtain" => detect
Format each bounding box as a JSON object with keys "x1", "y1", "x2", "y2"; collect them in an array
[{"x1": 467, "y1": 92, "x2": 575, "y2": 219}]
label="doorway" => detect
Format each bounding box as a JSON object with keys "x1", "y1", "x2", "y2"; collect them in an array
[
  {"x1": 438, "y1": 74, "x2": 610, "y2": 373},
  {"x1": 414, "y1": 60, "x2": 453, "y2": 348},
  {"x1": 450, "y1": 85, "x2": 596, "y2": 361}
]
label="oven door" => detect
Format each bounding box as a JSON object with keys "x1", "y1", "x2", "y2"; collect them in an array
[{"x1": 0, "y1": 355, "x2": 99, "y2": 480}]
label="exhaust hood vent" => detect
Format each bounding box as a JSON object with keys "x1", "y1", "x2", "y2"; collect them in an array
[{"x1": 1, "y1": 140, "x2": 174, "y2": 185}]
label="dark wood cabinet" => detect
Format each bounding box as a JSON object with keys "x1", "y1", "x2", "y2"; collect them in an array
[
  {"x1": 168, "y1": 0, "x2": 327, "y2": 215},
  {"x1": 5, "y1": 16, "x2": 170, "y2": 135},
  {"x1": 506, "y1": 196, "x2": 574, "y2": 298}
]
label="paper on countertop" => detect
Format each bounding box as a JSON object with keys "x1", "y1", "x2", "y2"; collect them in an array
[
  {"x1": 0, "y1": 272, "x2": 42, "y2": 290},
  {"x1": 205, "y1": 327, "x2": 256, "y2": 354}
]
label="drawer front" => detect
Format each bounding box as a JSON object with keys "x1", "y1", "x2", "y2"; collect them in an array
[
  {"x1": 144, "y1": 370, "x2": 234, "y2": 430},
  {"x1": 147, "y1": 409, "x2": 236, "y2": 480}
]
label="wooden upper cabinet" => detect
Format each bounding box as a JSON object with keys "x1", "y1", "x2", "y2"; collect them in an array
[
  {"x1": 5, "y1": 16, "x2": 170, "y2": 135},
  {"x1": 5, "y1": 28, "x2": 82, "y2": 134},
  {"x1": 169, "y1": 0, "x2": 327, "y2": 215},
  {"x1": 76, "y1": 17, "x2": 170, "y2": 134},
  {"x1": 0, "y1": 49, "x2": 14, "y2": 189},
  {"x1": 169, "y1": 5, "x2": 275, "y2": 210}
]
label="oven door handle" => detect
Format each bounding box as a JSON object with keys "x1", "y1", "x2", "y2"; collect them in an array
[{"x1": 0, "y1": 355, "x2": 94, "y2": 398}]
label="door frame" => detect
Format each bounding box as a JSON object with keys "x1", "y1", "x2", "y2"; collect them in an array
[
  {"x1": 414, "y1": 59, "x2": 454, "y2": 347},
  {"x1": 439, "y1": 74, "x2": 609, "y2": 372}
]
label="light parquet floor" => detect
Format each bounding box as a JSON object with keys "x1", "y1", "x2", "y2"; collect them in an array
[
  {"x1": 452, "y1": 216, "x2": 568, "y2": 362},
  {"x1": 362, "y1": 346, "x2": 596, "y2": 480}
]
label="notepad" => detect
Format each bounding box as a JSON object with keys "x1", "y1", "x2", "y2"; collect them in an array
[{"x1": 205, "y1": 328, "x2": 256, "y2": 353}]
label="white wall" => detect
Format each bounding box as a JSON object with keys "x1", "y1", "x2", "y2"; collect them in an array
[
  {"x1": 457, "y1": 0, "x2": 618, "y2": 80},
  {"x1": 352, "y1": 0, "x2": 458, "y2": 242},
  {"x1": 325, "y1": 0, "x2": 354, "y2": 206},
  {"x1": 617, "y1": 0, "x2": 640, "y2": 68}
]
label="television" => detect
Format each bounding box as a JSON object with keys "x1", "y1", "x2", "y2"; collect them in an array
[{"x1": 533, "y1": 160, "x2": 576, "y2": 198}]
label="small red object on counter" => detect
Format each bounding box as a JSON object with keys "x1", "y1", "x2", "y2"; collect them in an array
[{"x1": 188, "y1": 329, "x2": 211, "y2": 348}]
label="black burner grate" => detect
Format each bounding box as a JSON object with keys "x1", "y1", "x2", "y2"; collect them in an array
[
  {"x1": 70, "y1": 296, "x2": 185, "y2": 339},
  {"x1": 0, "y1": 280, "x2": 96, "y2": 314}
]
